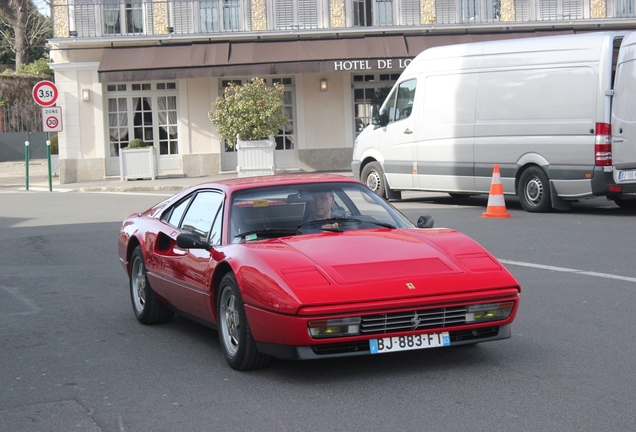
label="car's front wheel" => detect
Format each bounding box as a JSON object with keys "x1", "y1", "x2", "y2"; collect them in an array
[
  {"x1": 217, "y1": 273, "x2": 270, "y2": 370},
  {"x1": 129, "y1": 246, "x2": 174, "y2": 325},
  {"x1": 361, "y1": 161, "x2": 386, "y2": 198}
]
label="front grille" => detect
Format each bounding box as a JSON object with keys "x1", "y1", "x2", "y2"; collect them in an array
[{"x1": 360, "y1": 306, "x2": 468, "y2": 335}]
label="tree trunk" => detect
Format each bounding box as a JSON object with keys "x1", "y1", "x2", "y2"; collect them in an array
[
  {"x1": 14, "y1": 0, "x2": 29, "y2": 69},
  {"x1": 0, "y1": 0, "x2": 31, "y2": 69}
]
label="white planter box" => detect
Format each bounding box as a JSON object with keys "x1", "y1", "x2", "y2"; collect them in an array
[
  {"x1": 50, "y1": 154, "x2": 59, "y2": 176},
  {"x1": 120, "y1": 147, "x2": 156, "y2": 181},
  {"x1": 236, "y1": 138, "x2": 276, "y2": 178}
]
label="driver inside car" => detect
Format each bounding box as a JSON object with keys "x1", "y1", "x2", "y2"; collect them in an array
[{"x1": 306, "y1": 190, "x2": 350, "y2": 230}]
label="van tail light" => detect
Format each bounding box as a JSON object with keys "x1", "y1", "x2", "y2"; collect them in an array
[{"x1": 595, "y1": 123, "x2": 612, "y2": 166}]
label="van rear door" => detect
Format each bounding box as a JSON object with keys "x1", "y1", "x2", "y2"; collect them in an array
[{"x1": 611, "y1": 32, "x2": 636, "y2": 178}]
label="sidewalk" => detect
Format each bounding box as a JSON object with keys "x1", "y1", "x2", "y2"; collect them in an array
[{"x1": 0, "y1": 159, "x2": 353, "y2": 193}]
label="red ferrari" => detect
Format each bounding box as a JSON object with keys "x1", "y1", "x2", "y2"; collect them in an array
[{"x1": 118, "y1": 174, "x2": 521, "y2": 370}]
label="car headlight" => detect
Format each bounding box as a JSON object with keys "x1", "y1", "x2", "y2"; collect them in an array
[
  {"x1": 465, "y1": 302, "x2": 514, "y2": 323},
  {"x1": 308, "y1": 317, "x2": 361, "y2": 338}
]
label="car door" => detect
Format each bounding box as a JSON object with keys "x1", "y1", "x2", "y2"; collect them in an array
[
  {"x1": 159, "y1": 190, "x2": 224, "y2": 322},
  {"x1": 611, "y1": 33, "x2": 636, "y2": 177},
  {"x1": 378, "y1": 79, "x2": 417, "y2": 189}
]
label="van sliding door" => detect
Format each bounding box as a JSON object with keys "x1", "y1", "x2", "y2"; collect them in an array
[
  {"x1": 416, "y1": 74, "x2": 477, "y2": 192},
  {"x1": 611, "y1": 33, "x2": 636, "y2": 173}
]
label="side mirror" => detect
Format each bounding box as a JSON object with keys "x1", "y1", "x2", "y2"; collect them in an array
[
  {"x1": 176, "y1": 232, "x2": 211, "y2": 251},
  {"x1": 371, "y1": 105, "x2": 388, "y2": 127},
  {"x1": 416, "y1": 215, "x2": 434, "y2": 229}
]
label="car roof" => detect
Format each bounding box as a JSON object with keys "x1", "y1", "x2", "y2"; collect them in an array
[{"x1": 194, "y1": 173, "x2": 359, "y2": 192}]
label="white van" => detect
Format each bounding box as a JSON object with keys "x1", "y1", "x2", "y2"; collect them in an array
[{"x1": 351, "y1": 31, "x2": 636, "y2": 212}]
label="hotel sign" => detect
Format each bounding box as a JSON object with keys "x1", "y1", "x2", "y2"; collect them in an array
[{"x1": 334, "y1": 58, "x2": 413, "y2": 71}]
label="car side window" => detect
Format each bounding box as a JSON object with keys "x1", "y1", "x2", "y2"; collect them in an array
[
  {"x1": 164, "y1": 196, "x2": 192, "y2": 227},
  {"x1": 395, "y1": 79, "x2": 416, "y2": 121},
  {"x1": 180, "y1": 191, "x2": 224, "y2": 242}
]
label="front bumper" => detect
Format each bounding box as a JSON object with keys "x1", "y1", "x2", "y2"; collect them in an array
[{"x1": 256, "y1": 325, "x2": 511, "y2": 360}]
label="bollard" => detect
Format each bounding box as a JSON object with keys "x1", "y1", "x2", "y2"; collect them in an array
[
  {"x1": 46, "y1": 134, "x2": 52, "y2": 192},
  {"x1": 25, "y1": 141, "x2": 30, "y2": 190}
]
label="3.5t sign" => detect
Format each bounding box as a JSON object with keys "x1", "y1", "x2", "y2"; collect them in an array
[{"x1": 32, "y1": 80, "x2": 58, "y2": 107}]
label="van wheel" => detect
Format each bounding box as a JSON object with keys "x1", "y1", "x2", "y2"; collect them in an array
[
  {"x1": 519, "y1": 167, "x2": 552, "y2": 213},
  {"x1": 362, "y1": 162, "x2": 386, "y2": 198}
]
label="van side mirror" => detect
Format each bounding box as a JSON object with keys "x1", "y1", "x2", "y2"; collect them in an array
[
  {"x1": 417, "y1": 215, "x2": 434, "y2": 229},
  {"x1": 371, "y1": 105, "x2": 388, "y2": 127},
  {"x1": 176, "y1": 232, "x2": 212, "y2": 251}
]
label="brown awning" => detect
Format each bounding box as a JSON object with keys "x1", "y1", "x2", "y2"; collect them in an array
[{"x1": 98, "y1": 31, "x2": 573, "y2": 83}]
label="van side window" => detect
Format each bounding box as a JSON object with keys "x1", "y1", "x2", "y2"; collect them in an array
[{"x1": 384, "y1": 79, "x2": 416, "y2": 123}]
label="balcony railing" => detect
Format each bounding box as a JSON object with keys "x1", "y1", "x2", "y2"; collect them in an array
[{"x1": 52, "y1": 0, "x2": 636, "y2": 39}]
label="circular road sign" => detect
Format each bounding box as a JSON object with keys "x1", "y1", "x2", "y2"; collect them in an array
[
  {"x1": 32, "y1": 81, "x2": 58, "y2": 107},
  {"x1": 46, "y1": 116, "x2": 59, "y2": 129}
]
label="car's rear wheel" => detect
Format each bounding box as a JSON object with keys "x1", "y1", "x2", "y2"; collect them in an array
[
  {"x1": 129, "y1": 246, "x2": 174, "y2": 325},
  {"x1": 217, "y1": 273, "x2": 270, "y2": 370},
  {"x1": 518, "y1": 166, "x2": 552, "y2": 213}
]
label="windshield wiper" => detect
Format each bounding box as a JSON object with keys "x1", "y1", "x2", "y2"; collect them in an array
[
  {"x1": 298, "y1": 218, "x2": 396, "y2": 230},
  {"x1": 298, "y1": 218, "x2": 361, "y2": 229}
]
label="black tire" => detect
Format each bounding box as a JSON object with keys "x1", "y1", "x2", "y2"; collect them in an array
[
  {"x1": 217, "y1": 273, "x2": 270, "y2": 371},
  {"x1": 518, "y1": 166, "x2": 552, "y2": 213},
  {"x1": 448, "y1": 193, "x2": 475, "y2": 199},
  {"x1": 612, "y1": 197, "x2": 636, "y2": 210},
  {"x1": 129, "y1": 246, "x2": 174, "y2": 325},
  {"x1": 361, "y1": 161, "x2": 386, "y2": 198}
]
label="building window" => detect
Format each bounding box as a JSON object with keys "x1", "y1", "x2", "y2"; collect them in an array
[
  {"x1": 353, "y1": 0, "x2": 372, "y2": 25},
  {"x1": 106, "y1": 82, "x2": 179, "y2": 157},
  {"x1": 462, "y1": 0, "x2": 500, "y2": 21},
  {"x1": 103, "y1": 0, "x2": 144, "y2": 35},
  {"x1": 108, "y1": 97, "x2": 129, "y2": 157},
  {"x1": 158, "y1": 96, "x2": 179, "y2": 155}
]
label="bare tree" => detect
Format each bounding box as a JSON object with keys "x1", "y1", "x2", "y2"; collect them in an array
[{"x1": 0, "y1": 0, "x2": 51, "y2": 69}]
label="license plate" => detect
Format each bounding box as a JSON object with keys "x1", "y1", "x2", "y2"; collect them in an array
[
  {"x1": 618, "y1": 170, "x2": 636, "y2": 181},
  {"x1": 369, "y1": 332, "x2": 450, "y2": 354}
]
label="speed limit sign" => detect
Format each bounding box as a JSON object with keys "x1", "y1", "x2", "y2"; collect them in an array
[
  {"x1": 32, "y1": 80, "x2": 58, "y2": 107},
  {"x1": 41, "y1": 106, "x2": 63, "y2": 132}
]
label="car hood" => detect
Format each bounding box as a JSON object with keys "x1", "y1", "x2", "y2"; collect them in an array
[{"x1": 241, "y1": 228, "x2": 519, "y2": 308}]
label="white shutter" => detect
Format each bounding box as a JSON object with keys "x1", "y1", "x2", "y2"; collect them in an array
[
  {"x1": 170, "y1": 0, "x2": 194, "y2": 33},
  {"x1": 513, "y1": 0, "x2": 529, "y2": 20},
  {"x1": 436, "y1": 0, "x2": 457, "y2": 23},
  {"x1": 538, "y1": 0, "x2": 558, "y2": 19},
  {"x1": 562, "y1": 0, "x2": 583, "y2": 18},
  {"x1": 74, "y1": 0, "x2": 97, "y2": 37},
  {"x1": 275, "y1": 0, "x2": 295, "y2": 29},
  {"x1": 400, "y1": 0, "x2": 420, "y2": 25},
  {"x1": 298, "y1": 0, "x2": 318, "y2": 28}
]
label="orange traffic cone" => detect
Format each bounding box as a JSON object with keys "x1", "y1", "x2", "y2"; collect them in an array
[{"x1": 481, "y1": 164, "x2": 512, "y2": 218}]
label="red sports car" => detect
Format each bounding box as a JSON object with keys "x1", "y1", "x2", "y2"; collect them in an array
[{"x1": 118, "y1": 174, "x2": 521, "y2": 370}]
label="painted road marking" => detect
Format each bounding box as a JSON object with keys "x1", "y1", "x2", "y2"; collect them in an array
[{"x1": 499, "y1": 259, "x2": 636, "y2": 283}]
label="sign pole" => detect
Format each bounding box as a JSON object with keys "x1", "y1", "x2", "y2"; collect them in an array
[
  {"x1": 46, "y1": 133, "x2": 52, "y2": 191},
  {"x1": 25, "y1": 141, "x2": 30, "y2": 190}
]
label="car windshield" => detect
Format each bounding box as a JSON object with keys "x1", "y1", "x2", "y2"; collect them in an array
[{"x1": 230, "y1": 182, "x2": 413, "y2": 242}]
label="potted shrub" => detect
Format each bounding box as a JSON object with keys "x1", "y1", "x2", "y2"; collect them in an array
[
  {"x1": 209, "y1": 77, "x2": 287, "y2": 177},
  {"x1": 119, "y1": 138, "x2": 156, "y2": 181}
]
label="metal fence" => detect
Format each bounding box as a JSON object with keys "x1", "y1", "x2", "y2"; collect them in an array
[
  {"x1": 54, "y1": 0, "x2": 636, "y2": 38},
  {"x1": 0, "y1": 106, "x2": 42, "y2": 134}
]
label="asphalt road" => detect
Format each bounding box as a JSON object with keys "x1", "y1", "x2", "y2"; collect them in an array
[{"x1": 1, "y1": 190, "x2": 635, "y2": 432}]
